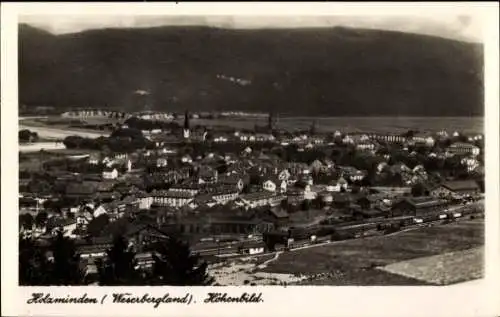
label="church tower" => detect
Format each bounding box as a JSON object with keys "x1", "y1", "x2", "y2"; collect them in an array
[{"x1": 183, "y1": 110, "x2": 190, "y2": 139}]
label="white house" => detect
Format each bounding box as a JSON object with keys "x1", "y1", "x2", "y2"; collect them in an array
[
  {"x1": 263, "y1": 179, "x2": 287, "y2": 193},
  {"x1": 139, "y1": 195, "x2": 154, "y2": 210},
  {"x1": 181, "y1": 155, "x2": 193, "y2": 164},
  {"x1": 102, "y1": 168, "x2": 118, "y2": 180},
  {"x1": 278, "y1": 169, "x2": 291, "y2": 181},
  {"x1": 461, "y1": 157, "x2": 480, "y2": 172},
  {"x1": 447, "y1": 143, "x2": 480, "y2": 157},
  {"x1": 157, "y1": 158, "x2": 168, "y2": 168},
  {"x1": 356, "y1": 142, "x2": 375, "y2": 151},
  {"x1": 93, "y1": 205, "x2": 108, "y2": 218},
  {"x1": 342, "y1": 135, "x2": 354, "y2": 144}
]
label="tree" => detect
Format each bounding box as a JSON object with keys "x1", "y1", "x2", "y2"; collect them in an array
[
  {"x1": 19, "y1": 213, "x2": 34, "y2": 230},
  {"x1": 411, "y1": 183, "x2": 426, "y2": 197},
  {"x1": 87, "y1": 214, "x2": 110, "y2": 237},
  {"x1": 49, "y1": 231, "x2": 84, "y2": 285},
  {"x1": 35, "y1": 211, "x2": 48, "y2": 228},
  {"x1": 148, "y1": 237, "x2": 214, "y2": 286},
  {"x1": 96, "y1": 236, "x2": 141, "y2": 285},
  {"x1": 301, "y1": 199, "x2": 311, "y2": 211},
  {"x1": 19, "y1": 237, "x2": 51, "y2": 285},
  {"x1": 63, "y1": 136, "x2": 85, "y2": 149},
  {"x1": 351, "y1": 185, "x2": 360, "y2": 194}
]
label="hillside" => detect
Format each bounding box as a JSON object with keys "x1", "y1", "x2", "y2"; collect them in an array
[{"x1": 18, "y1": 24, "x2": 484, "y2": 116}]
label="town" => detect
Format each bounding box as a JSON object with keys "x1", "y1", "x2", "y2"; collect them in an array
[{"x1": 19, "y1": 110, "x2": 485, "y2": 285}]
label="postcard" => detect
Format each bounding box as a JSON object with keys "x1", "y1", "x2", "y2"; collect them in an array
[{"x1": 1, "y1": 2, "x2": 499, "y2": 317}]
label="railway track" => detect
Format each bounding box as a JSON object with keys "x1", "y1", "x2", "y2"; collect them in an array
[{"x1": 199, "y1": 205, "x2": 484, "y2": 260}]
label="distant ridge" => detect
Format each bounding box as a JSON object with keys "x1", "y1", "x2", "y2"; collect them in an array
[{"x1": 19, "y1": 24, "x2": 484, "y2": 116}]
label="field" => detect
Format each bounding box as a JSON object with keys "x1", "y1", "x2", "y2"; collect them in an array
[
  {"x1": 19, "y1": 124, "x2": 109, "y2": 139},
  {"x1": 20, "y1": 116, "x2": 483, "y2": 135},
  {"x1": 257, "y1": 219, "x2": 484, "y2": 285},
  {"x1": 379, "y1": 247, "x2": 483, "y2": 285}
]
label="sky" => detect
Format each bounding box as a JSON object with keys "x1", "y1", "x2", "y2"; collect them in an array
[{"x1": 20, "y1": 14, "x2": 482, "y2": 43}]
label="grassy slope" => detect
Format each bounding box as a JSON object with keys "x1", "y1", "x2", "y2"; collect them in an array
[{"x1": 262, "y1": 219, "x2": 484, "y2": 285}]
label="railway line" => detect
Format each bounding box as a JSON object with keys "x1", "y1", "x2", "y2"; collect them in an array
[{"x1": 198, "y1": 201, "x2": 484, "y2": 260}]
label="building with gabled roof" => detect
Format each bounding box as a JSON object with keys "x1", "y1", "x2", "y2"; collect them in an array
[
  {"x1": 391, "y1": 196, "x2": 448, "y2": 216},
  {"x1": 430, "y1": 180, "x2": 480, "y2": 199}
]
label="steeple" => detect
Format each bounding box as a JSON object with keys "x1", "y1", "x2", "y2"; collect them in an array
[{"x1": 183, "y1": 110, "x2": 190, "y2": 139}]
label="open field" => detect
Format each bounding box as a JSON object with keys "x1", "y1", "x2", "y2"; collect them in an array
[
  {"x1": 21, "y1": 116, "x2": 483, "y2": 135},
  {"x1": 19, "y1": 142, "x2": 67, "y2": 153},
  {"x1": 19, "y1": 124, "x2": 109, "y2": 139},
  {"x1": 257, "y1": 219, "x2": 484, "y2": 285},
  {"x1": 379, "y1": 247, "x2": 483, "y2": 285}
]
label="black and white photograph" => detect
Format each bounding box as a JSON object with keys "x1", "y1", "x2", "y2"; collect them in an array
[
  {"x1": 14, "y1": 10, "x2": 489, "y2": 287},
  {"x1": 2, "y1": 2, "x2": 500, "y2": 317}
]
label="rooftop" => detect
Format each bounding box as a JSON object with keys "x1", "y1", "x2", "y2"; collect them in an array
[{"x1": 441, "y1": 180, "x2": 480, "y2": 192}]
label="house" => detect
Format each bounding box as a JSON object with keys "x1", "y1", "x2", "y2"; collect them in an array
[
  {"x1": 338, "y1": 166, "x2": 366, "y2": 183},
  {"x1": 197, "y1": 167, "x2": 218, "y2": 184},
  {"x1": 430, "y1": 180, "x2": 480, "y2": 199},
  {"x1": 239, "y1": 241, "x2": 266, "y2": 255},
  {"x1": 262, "y1": 177, "x2": 287, "y2": 193},
  {"x1": 376, "y1": 162, "x2": 389, "y2": 174},
  {"x1": 48, "y1": 217, "x2": 78, "y2": 238},
  {"x1": 391, "y1": 197, "x2": 448, "y2": 217},
  {"x1": 413, "y1": 135, "x2": 436, "y2": 147},
  {"x1": 267, "y1": 208, "x2": 290, "y2": 227},
  {"x1": 88, "y1": 153, "x2": 101, "y2": 165},
  {"x1": 356, "y1": 142, "x2": 376, "y2": 151},
  {"x1": 461, "y1": 157, "x2": 480, "y2": 172},
  {"x1": 326, "y1": 176, "x2": 348, "y2": 192},
  {"x1": 156, "y1": 157, "x2": 168, "y2": 168},
  {"x1": 218, "y1": 175, "x2": 245, "y2": 192},
  {"x1": 181, "y1": 154, "x2": 193, "y2": 164},
  {"x1": 331, "y1": 193, "x2": 352, "y2": 208},
  {"x1": 446, "y1": 143, "x2": 480, "y2": 156},
  {"x1": 238, "y1": 191, "x2": 285, "y2": 209},
  {"x1": 76, "y1": 236, "x2": 114, "y2": 259},
  {"x1": 368, "y1": 134, "x2": 406, "y2": 144},
  {"x1": 322, "y1": 159, "x2": 335, "y2": 170},
  {"x1": 102, "y1": 168, "x2": 119, "y2": 180},
  {"x1": 138, "y1": 192, "x2": 154, "y2": 210},
  {"x1": 285, "y1": 162, "x2": 310, "y2": 176},
  {"x1": 151, "y1": 190, "x2": 195, "y2": 208},
  {"x1": 191, "y1": 194, "x2": 219, "y2": 209},
  {"x1": 93, "y1": 204, "x2": 108, "y2": 218},
  {"x1": 168, "y1": 184, "x2": 201, "y2": 196},
  {"x1": 211, "y1": 189, "x2": 239, "y2": 205},
  {"x1": 342, "y1": 135, "x2": 354, "y2": 144},
  {"x1": 278, "y1": 169, "x2": 291, "y2": 181}
]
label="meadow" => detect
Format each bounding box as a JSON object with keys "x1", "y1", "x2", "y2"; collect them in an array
[{"x1": 259, "y1": 219, "x2": 484, "y2": 285}]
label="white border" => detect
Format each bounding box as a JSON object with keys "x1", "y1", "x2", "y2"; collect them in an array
[{"x1": 2, "y1": 2, "x2": 499, "y2": 317}]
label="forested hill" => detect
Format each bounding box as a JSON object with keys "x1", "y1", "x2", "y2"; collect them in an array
[{"x1": 19, "y1": 24, "x2": 484, "y2": 116}]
